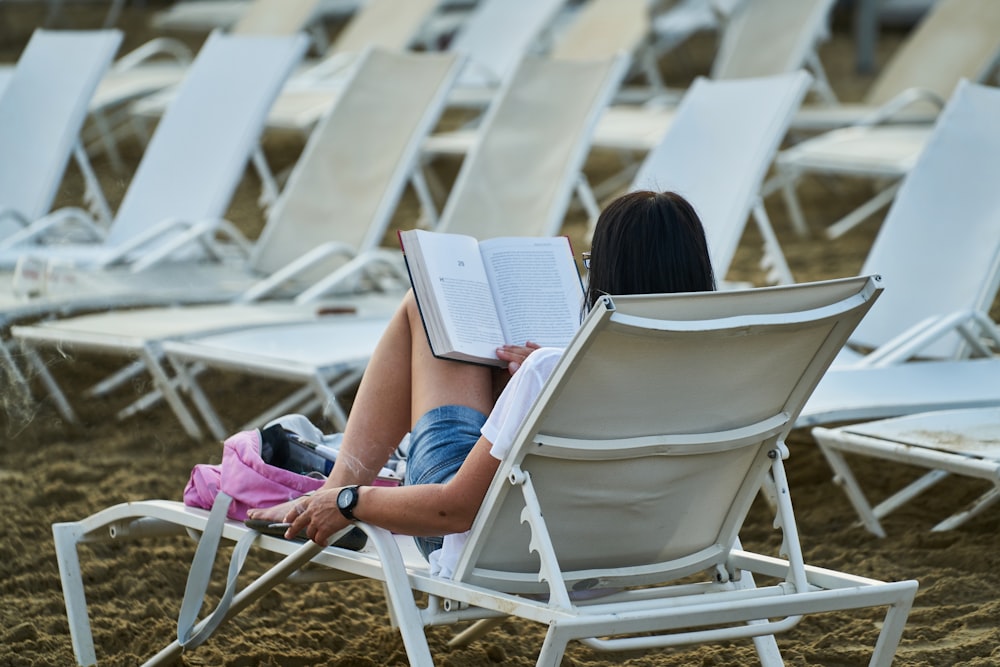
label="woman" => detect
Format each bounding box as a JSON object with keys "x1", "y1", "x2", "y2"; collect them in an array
[{"x1": 247, "y1": 190, "x2": 716, "y2": 571}]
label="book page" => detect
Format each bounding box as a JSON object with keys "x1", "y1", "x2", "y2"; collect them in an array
[
  {"x1": 480, "y1": 237, "x2": 584, "y2": 347},
  {"x1": 403, "y1": 229, "x2": 507, "y2": 362}
]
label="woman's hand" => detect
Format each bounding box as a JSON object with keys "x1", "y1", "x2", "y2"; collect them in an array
[
  {"x1": 496, "y1": 341, "x2": 541, "y2": 375},
  {"x1": 284, "y1": 488, "x2": 350, "y2": 545}
]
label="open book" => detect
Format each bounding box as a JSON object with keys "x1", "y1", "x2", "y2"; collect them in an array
[{"x1": 398, "y1": 229, "x2": 585, "y2": 366}]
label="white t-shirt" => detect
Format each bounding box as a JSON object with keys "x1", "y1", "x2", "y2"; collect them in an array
[{"x1": 428, "y1": 347, "x2": 564, "y2": 578}]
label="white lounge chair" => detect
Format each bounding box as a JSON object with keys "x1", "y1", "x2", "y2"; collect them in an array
[
  {"x1": 7, "y1": 47, "x2": 464, "y2": 438},
  {"x1": 83, "y1": 0, "x2": 323, "y2": 170},
  {"x1": 773, "y1": 0, "x2": 1000, "y2": 239},
  {"x1": 11, "y1": 53, "x2": 627, "y2": 440},
  {"x1": 0, "y1": 31, "x2": 308, "y2": 272},
  {"x1": 826, "y1": 79, "x2": 1000, "y2": 366},
  {"x1": 0, "y1": 29, "x2": 121, "y2": 238},
  {"x1": 52, "y1": 274, "x2": 919, "y2": 667},
  {"x1": 812, "y1": 406, "x2": 1000, "y2": 536},
  {"x1": 590, "y1": 0, "x2": 838, "y2": 153},
  {"x1": 791, "y1": 0, "x2": 1000, "y2": 132},
  {"x1": 625, "y1": 71, "x2": 813, "y2": 286},
  {"x1": 258, "y1": 0, "x2": 566, "y2": 134}
]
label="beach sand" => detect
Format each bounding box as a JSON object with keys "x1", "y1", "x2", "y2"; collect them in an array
[{"x1": 2, "y1": 3, "x2": 999, "y2": 665}]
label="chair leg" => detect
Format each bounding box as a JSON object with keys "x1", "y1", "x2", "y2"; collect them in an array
[
  {"x1": 868, "y1": 587, "x2": 917, "y2": 667},
  {"x1": 824, "y1": 181, "x2": 901, "y2": 240},
  {"x1": 932, "y1": 485, "x2": 1000, "y2": 532},
  {"x1": 815, "y1": 438, "x2": 887, "y2": 538},
  {"x1": 20, "y1": 342, "x2": 79, "y2": 424},
  {"x1": 779, "y1": 172, "x2": 810, "y2": 238},
  {"x1": 52, "y1": 522, "x2": 98, "y2": 667}
]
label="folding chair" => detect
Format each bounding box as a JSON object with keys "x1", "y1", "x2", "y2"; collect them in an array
[
  {"x1": 812, "y1": 406, "x2": 1000, "y2": 536},
  {"x1": 0, "y1": 29, "x2": 121, "y2": 239},
  {"x1": 53, "y1": 274, "x2": 919, "y2": 666}
]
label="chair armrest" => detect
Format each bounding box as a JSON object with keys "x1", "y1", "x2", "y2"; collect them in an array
[
  {"x1": 293, "y1": 249, "x2": 409, "y2": 303},
  {"x1": 235, "y1": 241, "x2": 359, "y2": 303},
  {"x1": 855, "y1": 87, "x2": 946, "y2": 127},
  {"x1": 111, "y1": 37, "x2": 193, "y2": 73},
  {"x1": 0, "y1": 208, "x2": 104, "y2": 251},
  {"x1": 98, "y1": 217, "x2": 252, "y2": 271}
]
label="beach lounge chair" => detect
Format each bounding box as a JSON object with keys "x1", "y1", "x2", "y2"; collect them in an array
[
  {"x1": 259, "y1": 0, "x2": 566, "y2": 134},
  {"x1": 0, "y1": 31, "x2": 308, "y2": 272},
  {"x1": 826, "y1": 79, "x2": 1000, "y2": 366},
  {"x1": 52, "y1": 274, "x2": 919, "y2": 667},
  {"x1": 151, "y1": 0, "x2": 358, "y2": 40},
  {"x1": 11, "y1": 53, "x2": 626, "y2": 440},
  {"x1": 812, "y1": 406, "x2": 1000, "y2": 536},
  {"x1": 6, "y1": 47, "x2": 464, "y2": 437},
  {"x1": 772, "y1": 1, "x2": 1000, "y2": 239},
  {"x1": 791, "y1": 0, "x2": 1000, "y2": 132},
  {"x1": 82, "y1": 0, "x2": 323, "y2": 170},
  {"x1": 589, "y1": 0, "x2": 838, "y2": 153},
  {"x1": 0, "y1": 29, "x2": 121, "y2": 238},
  {"x1": 627, "y1": 71, "x2": 811, "y2": 287}
]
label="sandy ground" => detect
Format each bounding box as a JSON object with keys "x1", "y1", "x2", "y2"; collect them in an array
[{"x1": 2, "y1": 2, "x2": 1000, "y2": 666}]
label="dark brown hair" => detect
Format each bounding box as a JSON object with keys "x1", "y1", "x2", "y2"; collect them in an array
[{"x1": 584, "y1": 190, "x2": 716, "y2": 311}]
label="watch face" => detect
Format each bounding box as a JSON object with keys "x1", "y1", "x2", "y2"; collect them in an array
[{"x1": 337, "y1": 486, "x2": 359, "y2": 518}]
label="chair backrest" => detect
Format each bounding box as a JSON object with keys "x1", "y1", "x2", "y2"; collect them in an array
[
  {"x1": 248, "y1": 48, "x2": 462, "y2": 277},
  {"x1": 632, "y1": 71, "x2": 811, "y2": 281},
  {"x1": 437, "y1": 54, "x2": 630, "y2": 239},
  {"x1": 449, "y1": 0, "x2": 566, "y2": 89},
  {"x1": 863, "y1": 0, "x2": 1000, "y2": 107},
  {"x1": 0, "y1": 29, "x2": 121, "y2": 233},
  {"x1": 550, "y1": 0, "x2": 649, "y2": 62},
  {"x1": 454, "y1": 275, "x2": 882, "y2": 593},
  {"x1": 230, "y1": 0, "x2": 322, "y2": 35},
  {"x1": 328, "y1": 0, "x2": 440, "y2": 55},
  {"x1": 104, "y1": 32, "x2": 308, "y2": 249},
  {"x1": 852, "y1": 79, "x2": 1000, "y2": 358},
  {"x1": 711, "y1": 0, "x2": 834, "y2": 80}
]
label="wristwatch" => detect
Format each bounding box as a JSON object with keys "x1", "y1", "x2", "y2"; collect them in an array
[{"x1": 337, "y1": 485, "x2": 361, "y2": 521}]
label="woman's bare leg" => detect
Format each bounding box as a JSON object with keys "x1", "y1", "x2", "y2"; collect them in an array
[
  {"x1": 248, "y1": 291, "x2": 500, "y2": 520},
  {"x1": 328, "y1": 290, "x2": 497, "y2": 486}
]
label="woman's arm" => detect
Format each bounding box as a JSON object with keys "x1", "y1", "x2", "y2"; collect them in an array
[{"x1": 285, "y1": 436, "x2": 501, "y2": 545}]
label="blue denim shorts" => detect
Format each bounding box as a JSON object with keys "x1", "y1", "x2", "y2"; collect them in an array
[{"x1": 405, "y1": 404, "x2": 487, "y2": 558}]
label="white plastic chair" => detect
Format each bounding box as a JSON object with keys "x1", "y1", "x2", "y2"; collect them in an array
[
  {"x1": 52, "y1": 275, "x2": 919, "y2": 667},
  {"x1": 0, "y1": 32, "x2": 309, "y2": 271},
  {"x1": 590, "y1": 0, "x2": 838, "y2": 153},
  {"x1": 84, "y1": 0, "x2": 323, "y2": 170},
  {"x1": 791, "y1": 0, "x2": 1000, "y2": 132},
  {"x1": 0, "y1": 29, "x2": 122, "y2": 239},
  {"x1": 827, "y1": 79, "x2": 1000, "y2": 366},
  {"x1": 812, "y1": 406, "x2": 1000, "y2": 536},
  {"x1": 628, "y1": 71, "x2": 813, "y2": 287},
  {"x1": 773, "y1": 0, "x2": 1000, "y2": 239}
]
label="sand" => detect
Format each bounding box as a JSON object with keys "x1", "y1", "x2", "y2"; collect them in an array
[{"x1": 2, "y1": 3, "x2": 1000, "y2": 665}]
